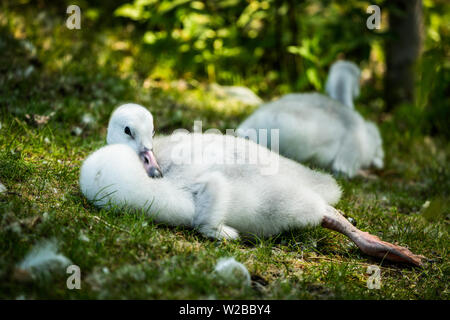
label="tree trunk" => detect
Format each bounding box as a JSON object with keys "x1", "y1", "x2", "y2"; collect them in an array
[
  {"x1": 385, "y1": 0, "x2": 423, "y2": 110},
  {"x1": 287, "y1": 0, "x2": 300, "y2": 88},
  {"x1": 273, "y1": 0, "x2": 282, "y2": 71}
]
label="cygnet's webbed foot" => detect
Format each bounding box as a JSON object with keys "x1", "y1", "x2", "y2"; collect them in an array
[
  {"x1": 322, "y1": 207, "x2": 426, "y2": 267},
  {"x1": 351, "y1": 230, "x2": 426, "y2": 266},
  {"x1": 198, "y1": 225, "x2": 240, "y2": 241},
  {"x1": 356, "y1": 169, "x2": 378, "y2": 180}
]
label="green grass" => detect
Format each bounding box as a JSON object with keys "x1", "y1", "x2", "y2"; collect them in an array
[{"x1": 0, "y1": 3, "x2": 448, "y2": 300}]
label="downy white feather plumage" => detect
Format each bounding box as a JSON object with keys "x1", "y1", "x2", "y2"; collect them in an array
[
  {"x1": 237, "y1": 66, "x2": 383, "y2": 178},
  {"x1": 17, "y1": 239, "x2": 71, "y2": 279},
  {"x1": 79, "y1": 104, "x2": 424, "y2": 266}
]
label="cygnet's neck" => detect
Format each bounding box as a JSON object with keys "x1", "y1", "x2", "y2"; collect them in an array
[
  {"x1": 329, "y1": 79, "x2": 355, "y2": 109},
  {"x1": 80, "y1": 144, "x2": 195, "y2": 227}
]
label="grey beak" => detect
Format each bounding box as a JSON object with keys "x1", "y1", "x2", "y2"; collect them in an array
[{"x1": 140, "y1": 149, "x2": 163, "y2": 178}]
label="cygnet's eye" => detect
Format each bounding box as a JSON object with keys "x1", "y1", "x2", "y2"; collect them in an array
[{"x1": 124, "y1": 126, "x2": 133, "y2": 138}]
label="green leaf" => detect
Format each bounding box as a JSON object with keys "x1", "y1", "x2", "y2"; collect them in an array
[
  {"x1": 158, "y1": 0, "x2": 192, "y2": 14},
  {"x1": 287, "y1": 45, "x2": 319, "y2": 65},
  {"x1": 306, "y1": 67, "x2": 322, "y2": 90},
  {"x1": 114, "y1": 4, "x2": 143, "y2": 20}
]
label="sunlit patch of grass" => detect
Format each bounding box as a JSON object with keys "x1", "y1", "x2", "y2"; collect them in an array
[{"x1": 0, "y1": 150, "x2": 34, "y2": 184}]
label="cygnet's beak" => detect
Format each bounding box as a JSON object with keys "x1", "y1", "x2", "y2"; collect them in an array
[{"x1": 140, "y1": 149, "x2": 163, "y2": 178}]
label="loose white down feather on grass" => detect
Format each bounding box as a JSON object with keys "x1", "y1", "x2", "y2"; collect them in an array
[
  {"x1": 17, "y1": 239, "x2": 72, "y2": 280},
  {"x1": 214, "y1": 257, "x2": 251, "y2": 287}
]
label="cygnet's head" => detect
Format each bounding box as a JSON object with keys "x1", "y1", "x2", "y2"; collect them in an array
[
  {"x1": 325, "y1": 60, "x2": 361, "y2": 108},
  {"x1": 365, "y1": 121, "x2": 384, "y2": 169},
  {"x1": 107, "y1": 103, "x2": 163, "y2": 178}
]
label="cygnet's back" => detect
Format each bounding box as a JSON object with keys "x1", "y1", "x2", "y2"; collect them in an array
[
  {"x1": 153, "y1": 132, "x2": 342, "y2": 208},
  {"x1": 238, "y1": 93, "x2": 370, "y2": 174}
]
